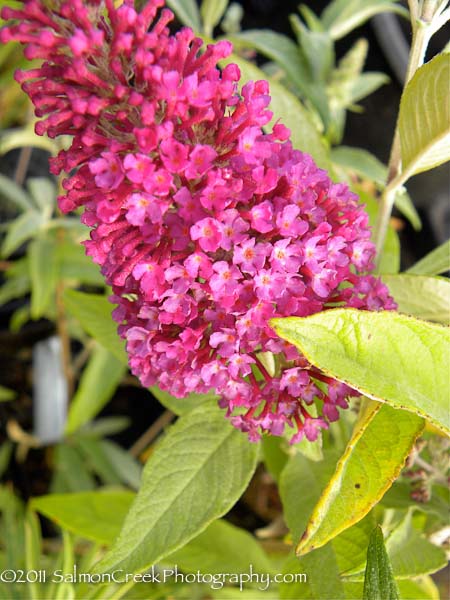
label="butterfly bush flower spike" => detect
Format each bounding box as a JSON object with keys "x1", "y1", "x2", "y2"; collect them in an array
[{"x1": 0, "y1": 0, "x2": 396, "y2": 443}]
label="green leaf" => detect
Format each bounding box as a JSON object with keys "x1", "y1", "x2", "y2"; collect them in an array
[
  {"x1": 28, "y1": 235, "x2": 59, "y2": 319},
  {"x1": 77, "y1": 416, "x2": 131, "y2": 439},
  {"x1": 289, "y1": 15, "x2": 334, "y2": 83},
  {"x1": 281, "y1": 546, "x2": 345, "y2": 599},
  {"x1": 0, "y1": 127, "x2": 57, "y2": 156},
  {"x1": 321, "y1": 0, "x2": 409, "y2": 40},
  {"x1": 76, "y1": 437, "x2": 122, "y2": 486},
  {"x1": 0, "y1": 385, "x2": 16, "y2": 402},
  {"x1": 363, "y1": 526, "x2": 399, "y2": 600},
  {"x1": 386, "y1": 511, "x2": 447, "y2": 579},
  {"x1": 229, "y1": 30, "x2": 308, "y2": 91},
  {"x1": 361, "y1": 189, "x2": 400, "y2": 274},
  {"x1": 393, "y1": 189, "x2": 421, "y2": 232},
  {"x1": 396, "y1": 576, "x2": 439, "y2": 600},
  {"x1": 334, "y1": 513, "x2": 376, "y2": 576},
  {"x1": 51, "y1": 444, "x2": 96, "y2": 493},
  {"x1": 280, "y1": 449, "x2": 340, "y2": 541},
  {"x1": 0, "y1": 273, "x2": 30, "y2": 308},
  {"x1": 200, "y1": 0, "x2": 228, "y2": 36},
  {"x1": 293, "y1": 402, "x2": 423, "y2": 555},
  {"x1": 342, "y1": 511, "x2": 447, "y2": 580},
  {"x1": 220, "y1": 53, "x2": 329, "y2": 168},
  {"x1": 24, "y1": 510, "x2": 42, "y2": 600},
  {"x1": 65, "y1": 346, "x2": 126, "y2": 434},
  {"x1": 99, "y1": 440, "x2": 142, "y2": 491},
  {"x1": 382, "y1": 274, "x2": 450, "y2": 324},
  {"x1": 26, "y1": 177, "x2": 55, "y2": 218},
  {"x1": 381, "y1": 481, "x2": 449, "y2": 522},
  {"x1": 228, "y1": 29, "x2": 330, "y2": 127},
  {"x1": 349, "y1": 72, "x2": 389, "y2": 104},
  {"x1": 30, "y1": 490, "x2": 135, "y2": 545},
  {"x1": 58, "y1": 240, "x2": 104, "y2": 286},
  {"x1": 150, "y1": 385, "x2": 218, "y2": 415},
  {"x1": 166, "y1": 519, "x2": 274, "y2": 574},
  {"x1": 166, "y1": 0, "x2": 201, "y2": 31},
  {"x1": 407, "y1": 239, "x2": 450, "y2": 276},
  {"x1": 331, "y1": 146, "x2": 387, "y2": 186},
  {"x1": 0, "y1": 441, "x2": 13, "y2": 478},
  {"x1": 94, "y1": 403, "x2": 258, "y2": 574},
  {"x1": 261, "y1": 435, "x2": 288, "y2": 482},
  {"x1": 54, "y1": 530, "x2": 75, "y2": 600},
  {"x1": 399, "y1": 54, "x2": 450, "y2": 178},
  {"x1": 1, "y1": 209, "x2": 45, "y2": 258},
  {"x1": 271, "y1": 309, "x2": 450, "y2": 434},
  {"x1": 63, "y1": 290, "x2": 127, "y2": 363},
  {"x1": 0, "y1": 172, "x2": 33, "y2": 212}
]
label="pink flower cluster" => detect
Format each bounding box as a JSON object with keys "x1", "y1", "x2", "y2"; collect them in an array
[{"x1": 1, "y1": 0, "x2": 395, "y2": 442}]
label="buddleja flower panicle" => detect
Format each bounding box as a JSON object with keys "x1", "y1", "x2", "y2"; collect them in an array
[{"x1": 1, "y1": 0, "x2": 396, "y2": 443}]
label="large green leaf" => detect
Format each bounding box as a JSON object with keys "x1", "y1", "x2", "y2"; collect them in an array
[
  {"x1": 30, "y1": 490, "x2": 134, "y2": 545},
  {"x1": 65, "y1": 346, "x2": 126, "y2": 434},
  {"x1": 293, "y1": 402, "x2": 423, "y2": 555},
  {"x1": 399, "y1": 54, "x2": 450, "y2": 178},
  {"x1": 94, "y1": 403, "x2": 259, "y2": 574},
  {"x1": 63, "y1": 290, "x2": 127, "y2": 363},
  {"x1": 382, "y1": 274, "x2": 450, "y2": 324},
  {"x1": 166, "y1": 0, "x2": 201, "y2": 31},
  {"x1": 363, "y1": 526, "x2": 399, "y2": 600},
  {"x1": 220, "y1": 53, "x2": 329, "y2": 169},
  {"x1": 166, "y1": 519, "x2": 274, "y2": 574},
  {"x1": 321, "y1": 0, "x2": 408, "y2": 40},
  {"x1": 271, "y1": 309, "x2": 450, "y2": 434},
  {"x1": 407, "y1": 239, "x2": 450, "y2": 276},
  {"x1": 29, "y1": 235, "x2": 58, "y2": 319}
]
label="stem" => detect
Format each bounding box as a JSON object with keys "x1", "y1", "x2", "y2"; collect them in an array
[
  {"x1": 14, "y1": 146, "x2": 32, "y2": 186},
  {"x1": 373, "y1": 10, "x2": 433, "y2": 260},
  {"x1": 128, "y1": 409, "x2": 175, "y2": 457}
]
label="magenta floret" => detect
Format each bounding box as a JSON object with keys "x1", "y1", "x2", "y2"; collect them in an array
[{"x1": 1, "y1": 0, "x2": 396, "y2": 442}]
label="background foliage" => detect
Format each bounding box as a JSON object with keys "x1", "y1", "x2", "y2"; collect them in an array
[{"x1": 0, "y1": 0, "x2": 448, "y2": 598}]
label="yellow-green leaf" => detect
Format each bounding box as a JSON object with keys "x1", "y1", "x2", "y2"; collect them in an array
[
  {"x1": 271, "y1": 309, "x2": 450, "y2": 434},
  {"x1": 399, "y1": 53, "x2": 450, "y2": 178},
  {"x1": 294, "y1": 402, "x2": 423, "y2": 555}
]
